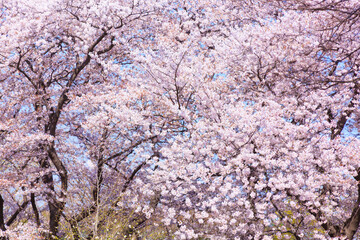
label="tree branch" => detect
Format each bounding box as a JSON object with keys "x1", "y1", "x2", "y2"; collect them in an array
[
  {"x1": 0, "y1": 194, "x2": 5, "y2": 231},
  {"x1": 5, "y1": 199, "x2": 29, "y2": 227},
  {"x1": 30, "y1": 193, "x2": 40, "y2": 227}
]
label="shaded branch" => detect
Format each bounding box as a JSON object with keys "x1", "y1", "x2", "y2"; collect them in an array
[
  {"x1": 0, "y1": 194, "x2": 5, "y2": 231},
  {"x1": 30, "y1": 193, "x2": 40, "y2": 227},
  {"x1": 5, "y1": 199, "x2": 29, "y2": 227}
]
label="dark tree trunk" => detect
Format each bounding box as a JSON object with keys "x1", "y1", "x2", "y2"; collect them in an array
[{"x1": 0, "y1": 194, "x2": 5, "y2": 232}]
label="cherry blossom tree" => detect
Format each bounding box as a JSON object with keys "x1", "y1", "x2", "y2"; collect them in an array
[
  {"x1": 0, "y1": 0, "x2": 360, "y2": 239},
  {"x1": 0, "y1": 0, "x2": 176, "y2": 238}
]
